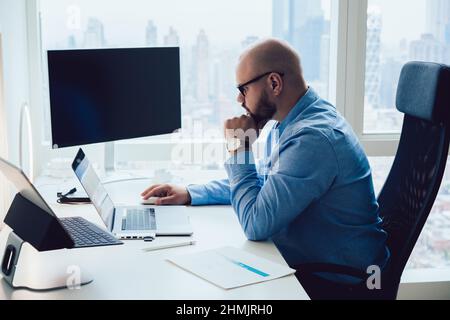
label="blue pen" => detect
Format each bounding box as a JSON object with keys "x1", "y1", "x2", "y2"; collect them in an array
[
  {"x1": 220, "y1": 254, "x2": 270, "y2": 277},
  {"x1": 232, "y1": 260, "x2": 270, "y2": 277}
]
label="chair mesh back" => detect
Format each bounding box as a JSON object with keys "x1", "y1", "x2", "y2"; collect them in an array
[{"x1": 378, "y1": 115, "x2": 450, "y2": 281}]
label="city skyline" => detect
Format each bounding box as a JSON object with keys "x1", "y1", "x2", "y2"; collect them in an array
[
  {"x1": 54, "y1": 11, "x2": 334, "y2": 132},
  {"x1": 41, "y1": 0, "x2": 432, "y2": 47},
  {"x1": 364, "y1": 0, "x2": 450, "y2": 133}
]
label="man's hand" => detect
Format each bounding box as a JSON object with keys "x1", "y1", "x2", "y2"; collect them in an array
[
  {"x1": 141, "y1": 184, "x2": 191, "y2": 206},
  {"x1": 224, "y1": 115, "x2": 259, "y2": 151}
]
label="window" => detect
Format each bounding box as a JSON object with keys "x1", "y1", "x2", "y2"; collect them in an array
[
  {"x1": 364, "y1": 0, "x2": 450, "y2": 134},
  {"x1": 36, "y1": 0, "x2": 335, "y2": 169},
  {"x1": 39, "y1": 0, "x2": 333, "y2": 140}
]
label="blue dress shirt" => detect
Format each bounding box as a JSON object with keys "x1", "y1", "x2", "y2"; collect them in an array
[{"x1": 187, "y1": 88, "x2": 390, "y2": 282}]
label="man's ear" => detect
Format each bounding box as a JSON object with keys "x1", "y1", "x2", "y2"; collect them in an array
[{"x1": 269, "y1": 74, "x2": 282, "y2": 95}]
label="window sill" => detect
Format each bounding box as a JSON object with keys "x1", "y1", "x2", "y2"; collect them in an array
[
  {"x1": 401, "y1": 268, "x2": 450, "y2": 283},
  {"x1": 398, "y1": 268, "x2": 450, "y2": 300}
]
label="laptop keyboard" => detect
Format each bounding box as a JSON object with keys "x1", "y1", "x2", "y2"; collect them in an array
[
  {"x1": 122, "y1": 208, "x2": 156, "y2": 231},
  {"x1": 60, "y1": 216, "x2": 122, "y2": 247}
]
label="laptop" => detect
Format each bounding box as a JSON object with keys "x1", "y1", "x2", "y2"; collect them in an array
[
  {"x1": 0, "y1": 157, "x2": 122, "y2": 248},
  {"x1": 72, "y1": 148, "x2": 193, "y2": 240}
]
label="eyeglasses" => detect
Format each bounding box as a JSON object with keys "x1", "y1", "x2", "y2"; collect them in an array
[{"x1": 237, "y1": 71, "x2": 284, "y2": 97}]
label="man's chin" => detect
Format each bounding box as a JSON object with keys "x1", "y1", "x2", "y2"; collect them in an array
[{"x1": 251, "y1": 115, "x2": 271, "y2": 130}]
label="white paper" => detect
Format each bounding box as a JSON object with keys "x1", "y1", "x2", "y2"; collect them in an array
[{"x1": 167, "y1": 246, "x2": 296, "y2": 289}]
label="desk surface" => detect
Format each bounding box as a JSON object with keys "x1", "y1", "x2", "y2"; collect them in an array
[{"x1": 0, "y1": 178, "x2": 308, "y2": 300}]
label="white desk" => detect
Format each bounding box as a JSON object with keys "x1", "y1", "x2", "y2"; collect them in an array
[{"x1": 0, "y1": 178, "x2": 308, "y2": 300}]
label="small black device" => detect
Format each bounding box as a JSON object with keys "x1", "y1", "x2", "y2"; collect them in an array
[
  {"x1": 57, "y1": 197, "x2": 91, "y2": 204},
  {"x1": 57, "y1": 188, "x2": 91, "y2": 204}
]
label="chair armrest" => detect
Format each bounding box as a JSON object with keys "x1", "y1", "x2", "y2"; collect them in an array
[{"x1": 292, "y1": 263, "x2": 368, "y2": 281}]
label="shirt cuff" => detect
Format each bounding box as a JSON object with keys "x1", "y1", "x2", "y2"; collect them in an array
[{"x1": 186, "y1": 184, "x2": 210, "y2": 206}]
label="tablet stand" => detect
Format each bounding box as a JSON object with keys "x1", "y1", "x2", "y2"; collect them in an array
[{"x1": 1, "y1": 193, "x2": 93, "y2": 290}]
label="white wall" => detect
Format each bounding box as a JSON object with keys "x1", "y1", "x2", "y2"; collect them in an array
[{"x1": 0, "y1": 0, "x2": 30, "y2": 167}]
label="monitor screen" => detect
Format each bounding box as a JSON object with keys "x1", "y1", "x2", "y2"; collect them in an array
[{"x1": 47, "y1": 47, "x2": 181, "y2": 148}]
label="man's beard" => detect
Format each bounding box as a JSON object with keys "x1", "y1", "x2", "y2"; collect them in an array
[{"x1": 246, "y1": 91, "x2": 277, "y2": 129}]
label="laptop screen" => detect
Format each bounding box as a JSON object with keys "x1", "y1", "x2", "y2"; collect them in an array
[{"x1": 72, "y1": 149, "x2": 115, "y2": 230}]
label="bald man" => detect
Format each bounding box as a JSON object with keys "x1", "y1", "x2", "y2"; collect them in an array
[{"x1": 142, "y1": 39, "x2": 390, "y2": 287}]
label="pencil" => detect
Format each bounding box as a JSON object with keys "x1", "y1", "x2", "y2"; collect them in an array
[{"x1": 142, "y1": 240, "x2": 196, "y2": 252}]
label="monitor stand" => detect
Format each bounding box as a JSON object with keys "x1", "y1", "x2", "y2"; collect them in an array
[{"x1": 101, "y1": 142, "x2": 152, "y2": 185}]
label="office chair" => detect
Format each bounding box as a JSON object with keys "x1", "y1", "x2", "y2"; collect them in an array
[{"x1": 294, "y1": 61, "x2": 450, "y2": 300}]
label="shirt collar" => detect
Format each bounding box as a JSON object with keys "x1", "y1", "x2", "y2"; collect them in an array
[{"x1": 276, "y1": 87, "x2": 319, "y2": 136}]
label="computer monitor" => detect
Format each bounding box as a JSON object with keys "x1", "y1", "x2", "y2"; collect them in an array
[{"x1": 47, "y1": 47, "x2": 181, "y2": 149}]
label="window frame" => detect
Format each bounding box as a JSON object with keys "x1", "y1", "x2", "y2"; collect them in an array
[{"x1": 338, "y1": 0, "x2": 401, "y2": 157}]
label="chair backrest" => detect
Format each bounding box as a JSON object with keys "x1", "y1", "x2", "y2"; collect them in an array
[{"x1": 377, "y1": 62, "x2": 450, "y2": 290}]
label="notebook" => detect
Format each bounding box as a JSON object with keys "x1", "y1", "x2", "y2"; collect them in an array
[{"x1": 167, "y1": 246, "x2": 296, "y2": 289}]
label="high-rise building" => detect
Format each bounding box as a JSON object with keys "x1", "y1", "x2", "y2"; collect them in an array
[
  {"x1": 164, "y1": 26, "x2": 179, "y2": 46},
  {"x1": 272, "y1": 0, "x2": 290, "y2": 39},
  {"x1": 212, "y1": 58, "x2": 222, "y2": 100},
  {"x1": 365, "y1": 6, "x2": 382, "y2": 109},
  {"x1": 192, "y1": 29, "x2": 210, "y2": 103},
  {"x1": 272, "y1": 0, "x2": 328, "y2": 81},
  {"x1": 426, "y1": 0, "x2": 450, "y2": 44},
  {"x1": 289, "y1": 0, "x2": 323, "y2": 35},
  {"x1": 297, "y1": 17, "x2": 326, "y2": 81},
  {"x1": 83, "y1": 17, "x2": 106, "y2": 48},
  {"x1": 145, "y1": 20, "x2": 158, "y2": 47},
  {"x1": 67, "y1": 34, "x2": 77, "y2": 48},
  {"x1": 409, "y1": 33, "x2": 450, "y2": 63}
]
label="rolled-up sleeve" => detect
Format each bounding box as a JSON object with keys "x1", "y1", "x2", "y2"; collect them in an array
[{"x1": 224, "y1": 129, "x2": 338, "y2": 241}]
